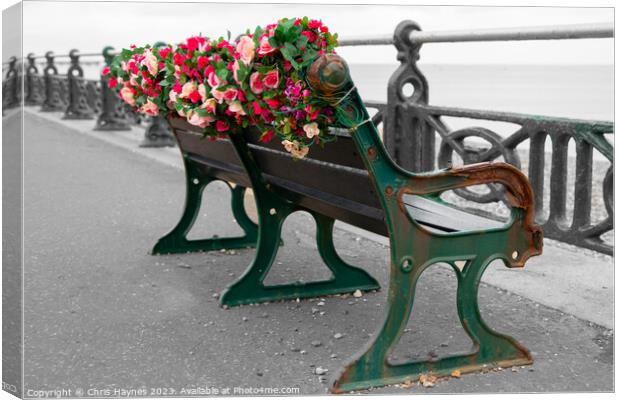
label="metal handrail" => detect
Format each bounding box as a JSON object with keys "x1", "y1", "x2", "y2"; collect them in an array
[
  {"x1": 13, "y1": 22, "x2": 614, "y2": 61},
  {"x1": 339, "y1": 22, "x2": 613, "y2": 46}
]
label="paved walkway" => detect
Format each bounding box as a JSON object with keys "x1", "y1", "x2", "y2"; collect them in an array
[{"x1": 14, "y1": 109, "x2": 613, "y2": 395}]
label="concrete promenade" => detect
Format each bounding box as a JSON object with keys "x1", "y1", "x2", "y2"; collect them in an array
[{"x1": 11, "y1": 108, "x2": 613, "y2": 394}]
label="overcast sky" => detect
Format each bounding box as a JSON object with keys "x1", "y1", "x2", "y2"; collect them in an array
[{"x1": 11, "y1": 1, "x2": 615, "y2": 65}]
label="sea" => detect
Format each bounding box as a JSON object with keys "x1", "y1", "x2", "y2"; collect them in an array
[{"x1": 42, "y1": 61, "x2": 613, "y2": 123}]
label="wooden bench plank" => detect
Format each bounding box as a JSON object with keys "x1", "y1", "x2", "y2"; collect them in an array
[{"x1": 402, "y1": 194, "x2": 504, "y2": 232}]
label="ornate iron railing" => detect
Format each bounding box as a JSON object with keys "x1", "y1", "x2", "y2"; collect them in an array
[
  {"x1": 4, "y1": 48, "x2": 174, "y2": 147},
  {"x1": 3, "y1": 21, "x2": 614, "y2": 254},
  {"x1": 340, "y1": 21, "x2": 614, "y2": 255}
]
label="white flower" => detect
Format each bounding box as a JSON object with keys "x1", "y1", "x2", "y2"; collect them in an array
[
  {"x1": 281, "y1": 140, "x2": 309, "y2": 159},
  {"x1": 303, "y1": 122, "x2": 320, "y2": 139}
]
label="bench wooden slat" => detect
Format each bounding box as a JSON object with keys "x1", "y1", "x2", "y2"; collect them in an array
[{"x1": 403, "y1": 194, "x2": 504, "y2": 232}]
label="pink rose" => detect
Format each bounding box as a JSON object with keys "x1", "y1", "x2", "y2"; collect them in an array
[
  {"x1": 140, "y1": 99, "x2": 159, "y2": 116},
  {"x1": 198, "y1": 84, "x2": 207, "y2": 102},
  {"x1": 211, "y1": 88, "x2": 225, "y2": 103},
  {"x1": 249, "y1": 72, "x2": 263, "y2": 94},
  {"x1": 179, "y1": 81, "x2": 197, "y2": 99},
  {"x1": 228, "y1": 101, "x2": 246, "y2": 116},
  {"x1": 141, "y1": 49, "x2": 159, "y2": 76},
  {"x1": 186, "y1": 109, "x2": 214, "y2": 128},
  {"x1": 119, "y1": 87, "x2": 135, "y2": 106},
  {"x1": 232, "y1": 60, "x2": 241, "y2": 84},
  {"x1": 257, "y1": 35, "x2": 277, "y2": 56},
  {"x1": 202, "y1": 98, "x2": 217, "y2": 114},
  {"x1": 262, "y1": 70, "x2": 279, "y2": 89},
  {"x1": 223, "y1": 88, "x2": 238, "y2": 103},
  {"x1": 129, "y1": 75, "x2": 138, "y2": 87},
  {"x1": 168, "y1": 90, "x2": 177, "y2": 104},
  {"x1": 235, "y1": 35, "x2": 255, "y2": 65},
  {"x1": 207, "y1": 72, "x2": 221, "y2": 89}
]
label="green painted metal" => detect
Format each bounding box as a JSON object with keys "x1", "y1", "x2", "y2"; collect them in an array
[
  {"x1": 301, "y1": 55, "x2": 542, "y2": 392},
  {"x1": 218, "y1": 132, "x2": 380, "y2": 307},
  {"x1": 152, "y1": 155, "x2": 258, "y2": 255}
]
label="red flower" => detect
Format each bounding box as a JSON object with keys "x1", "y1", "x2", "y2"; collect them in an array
[
  {"x1": 102, "y1": 66, "x2": 110, "y2": 76},
  {"x1": 308, "y1": 19, "x2": 322, "y2": 29},
  {"x1": 237, "y1": 90, "x2": 247, "y2": 102},
  {"x1": 301, "y1": 31, "x2": 315, "y2": 42},
  {"x1": 108, "y1": 77, "x2": 117, "y2": 89},
  {"x1": 188, "y1": 90, "x2": 202, "y2": 103},
  {"x1": 261, "y1": 110, "x2": 275, "y2": 123},
  {"x1": 252, "y1": 101, "x2": 263, "y2": 115},
  {"x1": 186, "y1": 36, "x2": 205, "y2": 53},
  {"x1": 264, "y1": 98, "x2": 281, "y2": 109},
  {"x1": 197, "y1": 56, "x2": 209, "y2": 70},
  {"x1": 158, "y1": 47, "x2": 171, "y2": 59},
  {"x1": 204, "y1": 64, "x2": 215, "y2": 79},
  {"x1": 172, "y1": 82, "x2": 182, "y2": 93},
  {"x1": 320, "y1": 26, "x2": 329, "y2": 33},
  {"x1": 173, "y1": 53, "x2": 185, "y2": 66},
  {"x1": 260, "y1": 129, "x2": 275, "y2": 143},
  {"x1": 216, "y1": 120, "x2": 229, "y2": 132},
  {"x1": 129, "y1": 63, "x2": 139, "y2": 75}
]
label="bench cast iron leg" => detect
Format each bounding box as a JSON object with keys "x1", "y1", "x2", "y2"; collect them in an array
[
  {"x1": 219, "y1": 210, "x2": 380, "y2": 307},
  {"x1": 332, "y1": 246, "x2": 531, "y2": 393},
  {"x1": 152, "y1": 161, "x2": 258, "y2": 255},
  {"x1": 219, "y1": 131, "x2": 380, "y2": 307}
]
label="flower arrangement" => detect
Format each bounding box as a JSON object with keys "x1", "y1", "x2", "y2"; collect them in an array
[{"x1": 104, "y1": 17, "x2": 340, "y2": 159}]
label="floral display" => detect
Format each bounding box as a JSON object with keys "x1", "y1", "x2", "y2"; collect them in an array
[{"x1": 104, "y1": 17, "x2": 340, "y2": 158}]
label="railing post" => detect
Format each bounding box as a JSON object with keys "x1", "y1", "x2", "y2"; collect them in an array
[
  {"x1": 140, "y1": 41, "x2": 175, "y2": 147},
  {"x1": 2, "y1": 56, "x2": 20, "y2": 110},
  {"x1": 25, "y1": 53, "x2": 44, "y2": 105},
  {"x1": 40, "y1": 51, "x2": 66, "y2": 112},
  {"x1": 385, "y1": 20, "x2": 435, "y2": 172},
  {"x1": 95, "y1": 46, "x2": 131, "y2": 131},
  {"x1": 64, "y1": 49, "x2": 94, "y2": 119},
  {"x1": 140, "y1": 115, "x2": 176, "y2": 147}
]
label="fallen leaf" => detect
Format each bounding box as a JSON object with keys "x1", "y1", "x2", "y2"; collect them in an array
[
  {"x1": 353, "y1": 290, "x2": 363, "y2": 298},
  {"x1": 451, "y1": 370, "x2": 461, "y2": 378},
  {"x1": 401, "y1": 379, "x2": 415, "y2": 388},
  {"x1": 419, "y1": 374, "x2": 437, "y2": 388}
]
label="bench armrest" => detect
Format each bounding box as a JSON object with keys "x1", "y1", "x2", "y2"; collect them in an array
[
  {"x1": 409, "y1": 162, "x2": 532, "y2": 207},
  {"x1": 403, "y1": 162, "x2": 536, "y2": 225},
  {"x1": 400, "y1": 161, "x2": 543, "y2": 265}
]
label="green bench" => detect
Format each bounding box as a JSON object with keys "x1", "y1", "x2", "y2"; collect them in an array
[{"x1": 154, "y1": 54, "x2": 543, "y2": 392}]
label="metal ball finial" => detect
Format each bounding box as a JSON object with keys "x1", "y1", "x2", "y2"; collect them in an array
[{"x1": 306, "y1": 54, "x2": 352, "y2": 98}]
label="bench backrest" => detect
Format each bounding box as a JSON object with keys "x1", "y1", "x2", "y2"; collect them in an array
[{"x1": 169, "y1": 117, "x2": 389, "y2": 236}]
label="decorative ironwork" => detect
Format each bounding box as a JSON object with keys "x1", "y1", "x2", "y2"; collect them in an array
[
  {"x1": 140, "y1": 115, "x2": 176, "y2": 147},
  {"x1": 64, "y1": 49, "x2": 95, "y2": 119},
  {"x1": 25, "y1": 53, "x2": 44, "y2": 105},
  {"x1": 41, "y1": 51, "x2": 66, "y2": 112},
  {"x1": 2, "y1": 56, "x2": 20, "y2": 110},
  {"x1": 85, "y1": 80, "x2": 101, "y2": 114},
  {"x1": 95, "y1": 46, "x2": 132, "y2": 131},
  {"x1": 381, "y1": 19, "x2": 614, "y2": 254},
  {"x1": 385, "y1": 20, "x2": 435, "y2": 173}
]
